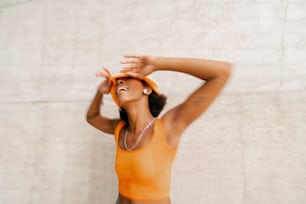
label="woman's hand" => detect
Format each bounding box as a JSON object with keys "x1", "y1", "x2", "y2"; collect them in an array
[
  {"x1": 96, "y1": 67, "x2": 112, "y2": 94},
  {"x1": 120, "y1": 55, "x2": 156, "y2": 78}
]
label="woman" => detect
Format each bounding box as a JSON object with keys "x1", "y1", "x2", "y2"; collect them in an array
[{"x1": 86, "y1": 55, "x2": 232, "y2": 204}]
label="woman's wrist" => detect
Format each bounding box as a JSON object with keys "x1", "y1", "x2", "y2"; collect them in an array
[
  {"x1": 95, "y1": 90, "x2": 103, "y2": 101},
  {"x1": 148, "y1": 56, "x2": 181, "y2": 72},
  {"x1": 96, "y1": 89, "x2": 102, "y2": 95},
  {"x1": 148, "y1": 56, "x2": 165, "y2": 71}
]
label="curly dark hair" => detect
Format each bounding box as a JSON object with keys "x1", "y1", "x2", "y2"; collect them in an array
[{"x1": 119, "y1": 91, "x2": 167, "y2": 123}]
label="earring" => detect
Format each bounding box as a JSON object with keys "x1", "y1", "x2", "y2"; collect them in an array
[{"x1": 143, "y1": 89, "x2": 148, "y2": 94}]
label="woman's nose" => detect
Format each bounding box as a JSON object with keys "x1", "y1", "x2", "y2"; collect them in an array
[{"x1": 117, "y1": 79, "x2": 124, "y2": 85}]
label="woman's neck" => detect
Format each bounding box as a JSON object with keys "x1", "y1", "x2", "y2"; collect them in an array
[{"x1": 124, "y1": 103, "x2": 154, "y2": 134}]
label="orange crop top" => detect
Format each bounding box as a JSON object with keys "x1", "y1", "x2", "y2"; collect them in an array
[{"x1": 114, "y1": 118, "x2": 177, "y2": 201}]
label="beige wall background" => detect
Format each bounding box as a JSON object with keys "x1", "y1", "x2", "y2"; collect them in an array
[{"x1": 1, "y1": 0, "x2": 306, "y2": 203}]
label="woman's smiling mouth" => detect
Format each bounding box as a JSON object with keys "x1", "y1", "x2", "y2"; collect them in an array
[{"x1": 117, "y1": 86, "x2": 128, "y2": 93}]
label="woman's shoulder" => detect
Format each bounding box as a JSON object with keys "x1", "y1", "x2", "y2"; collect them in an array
[{"x1": 113, "y1": 119, "x2": 126, "y2": 136}]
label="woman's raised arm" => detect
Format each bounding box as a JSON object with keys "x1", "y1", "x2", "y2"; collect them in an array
[
  {"x1": 120, "y1": 55, "x2": 232, "y2": 140},
  {"x1": 86, "y1": 67, "x2": 120, "y2": 134},
  {"x1": 154, "y1": 57, "x2": 232, "y2": 137}
]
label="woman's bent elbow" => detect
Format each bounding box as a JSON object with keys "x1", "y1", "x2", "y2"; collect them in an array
[
  {"x1": 223, "y1": 62, "x2": 232, "y2": 77},
  {"x1": 86, "y1": 114, "x2": 96, "y2": 124}
]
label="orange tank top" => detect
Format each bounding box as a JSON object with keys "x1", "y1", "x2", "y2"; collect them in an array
[{"x1": 114, "y1": 118, "x2": 177, "y2": 201}]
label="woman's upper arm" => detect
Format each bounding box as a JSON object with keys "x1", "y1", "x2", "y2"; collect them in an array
[
  {"x1": 162, "y1": 73, "x2": 230, "y2": 137},
  {"x1": 86, "y1": 115, "x2": 120, "y2": 135}
]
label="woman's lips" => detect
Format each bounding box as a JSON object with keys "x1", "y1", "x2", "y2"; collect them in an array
[{"x1": 117, "y1": 86, "x2": 128, "y2": 93}]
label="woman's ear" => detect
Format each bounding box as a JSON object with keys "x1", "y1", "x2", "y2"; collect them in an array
[{"x1": 143, "y1": 86, "x2": 152, "y2": 95}]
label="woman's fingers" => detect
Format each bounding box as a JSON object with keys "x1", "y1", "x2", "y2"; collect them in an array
[
  {"x1": 121, "y1": 65, "x2": 140, "y2": 73},
  {"x1": 120, "y1": 54, "x2": 150, "y2": 77},
  {"x1": 124, "y1": 54, "x2": 142, "y2": 59},
  {"x1": 120, "y1": 58, "x2": 139, "y2": 64},
  {"x1": 120, "y1": 70, "x2": 141, "y2": 79},
  {"x1": 96, "y1": 67, "x2": 113, "y2": 94},
  {"x1": 120, "y1": 59, "x2": 141, "y2": 71},
  {"x1": 103, "y1": 67, "x2": 111, "y2": 78},
  {"x1": 122, "y1": 54, "x2": 144, "y2": 66},
  {"x1": 96, "y1": 67, "x2": 111, "y2": 79},
  {"x1": 121, "y1": 55, "x2": 143, "y2": 72},
  {"x1": 95, "y1": 71, "x2": 104, "y2": 77}
]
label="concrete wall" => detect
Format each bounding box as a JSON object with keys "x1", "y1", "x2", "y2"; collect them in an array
[{"x1": 1, "y1": 0, "x2": 305, "y2": 203}]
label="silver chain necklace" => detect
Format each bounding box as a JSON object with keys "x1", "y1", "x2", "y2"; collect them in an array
[{"x1": 124, "y1": 118, "x2": 156, "y2": 151}]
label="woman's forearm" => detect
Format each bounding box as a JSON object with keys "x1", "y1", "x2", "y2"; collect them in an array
[
  {"x1": 86, "y1": 88, "x2": 118, "y2": 134},
  {"x1": 150, "y1": 56, "x2": 232, "y2": 80},
  {"x1": 86, "y1": 90, "x2": 103, "y2": 120}
]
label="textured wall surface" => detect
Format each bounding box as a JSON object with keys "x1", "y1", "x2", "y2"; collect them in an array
[{"x1": 0, "y1": 0, "x2": 306, "y2": 204}]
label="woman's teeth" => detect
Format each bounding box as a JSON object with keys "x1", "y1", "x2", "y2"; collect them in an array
[{"x1": 118, "y1": 87, "x2": 128, "y2": 93}]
